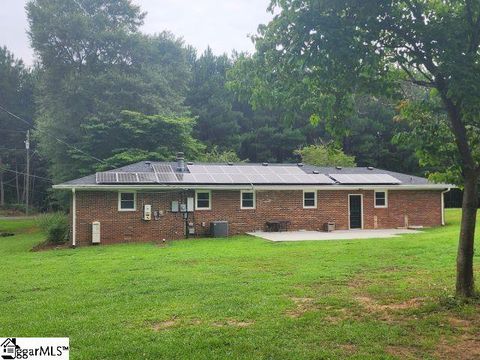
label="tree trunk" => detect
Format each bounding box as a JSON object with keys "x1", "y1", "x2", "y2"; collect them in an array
[
  {"x1": 437, "y1": 83, "x2": 478, "y2": 298},
  {"x1": 456, "y1": 170, "x2": 478, "y2": 297}
]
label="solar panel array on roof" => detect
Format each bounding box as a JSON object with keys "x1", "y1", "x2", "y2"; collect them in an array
[
  {"x1": 328, "y1": 173, "x2": 401, "y2": 184},
  {"x1": 96, "y1": 172, "x2": 158, "y2": 184},
  {"x1": 152, "y1": 164, "x2": 179, "y2": 183},
  {"x1": 95, "y1": 165, "x2": 403, "y2": 185},
  {"x1": 137, "y1": 172, "x2": 157, "y2": 183},
  {"x1": 96, "y1": 172, "x2": 117, "y2": 183},
  {"x1": 185, "y1": 165, "x2": 335, "y2": 184}
]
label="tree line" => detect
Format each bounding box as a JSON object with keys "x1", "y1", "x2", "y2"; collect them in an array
[{"x1": 0, "y1": 0, "x2": 424, "y2": 211}]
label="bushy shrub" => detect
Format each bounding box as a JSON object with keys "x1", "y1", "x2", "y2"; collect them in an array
[{"x1": 37, "y1": 212, "x2": 69, "y2": 244}]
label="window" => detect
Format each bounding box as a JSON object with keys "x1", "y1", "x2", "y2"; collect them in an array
[
  {"x1": 375, "y1": 190, "x2": 388, "y2": 208},
  {"x1": 241, "y1": 190, "x2": 255, "y2": 209},
  {"x1": 118, "y1": 192, "x2": 136, "y2": 211},
  {"x1": 195, "y1": 190, "x2": 211, "y2": 210},
  {"x1": 303, "y1": 190, "x2": 317, "y2": 208}
]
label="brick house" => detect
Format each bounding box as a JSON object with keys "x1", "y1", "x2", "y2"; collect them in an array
[{"x1": 53, "y1": 154, "x2": 451, "y2": 247}]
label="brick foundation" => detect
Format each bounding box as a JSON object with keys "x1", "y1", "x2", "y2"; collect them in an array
[{"x1": 70, "y1": 189, "x2": 443, "y2": 246}]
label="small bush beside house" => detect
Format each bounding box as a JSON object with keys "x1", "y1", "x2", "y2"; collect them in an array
[{"x1": 38, "y1": 213, "x2": 69, "y2": 244}]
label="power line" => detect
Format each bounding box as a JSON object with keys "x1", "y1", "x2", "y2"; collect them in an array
[
  {"x1": 0, "y1": 104, "x2": 108, "y2": 165},
  {"x1": 3, "y1": 168, "x2": 53, "y2": 183}
]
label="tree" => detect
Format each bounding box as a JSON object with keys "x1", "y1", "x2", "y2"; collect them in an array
[
  {"x1": 195, "y1": 146, "x2": 243, "y2": 163},
  {"x1": 0, "y1": 46, "x2": 37, "y2": 208},
  {"x1": 295, "y1": 143, "x2": 356, "y2": 167},
  {"x1": 96, "y1": 111, "x2": 204, "y2": 170},
  {"x1": 28, "y1": 0, "x2": 192, "y2": 182},
  {"x1": 186, "y1": 48, "x2": 242, "y2": 150},
  {"x1": 252, "y1": 0, "x2": 480, "y2": 297}
]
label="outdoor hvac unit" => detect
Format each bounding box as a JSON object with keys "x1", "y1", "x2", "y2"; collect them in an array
[
  {"x1": 210, "y1": 221, "x2": 229, "y2": 237},
  {"x1": 92, "y1": 221, "x2": 101, "y2": 244}
]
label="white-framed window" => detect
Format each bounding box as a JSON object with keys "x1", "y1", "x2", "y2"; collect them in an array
[
  {"x1": 240, "y1": 190, "x2": 256, "y2": 209},
  {"x1": 118, "y1": 192, "x2": 136, "y2": 211},
  {"x1": 195, "y1": 190, "x2": 211, "y2": 210},
  {"x1": 303, "y1": 190, "x2": 317, "y2": 209},
  {"x1": 374, "y1": 190, "x2": 388, "y2": 208}
]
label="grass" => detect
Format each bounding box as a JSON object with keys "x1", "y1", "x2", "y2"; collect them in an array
[{"x1": 0, "y1": 209, "x2": 478, "y2": 359}]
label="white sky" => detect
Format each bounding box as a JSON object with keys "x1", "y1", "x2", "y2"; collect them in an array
[{"x1": 0, "y1": 0, "x2": 273, "y2": 66}]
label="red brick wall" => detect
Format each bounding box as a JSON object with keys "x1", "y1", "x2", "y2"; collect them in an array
[{"x1": 71, "y1": 189, "x2": 443, "y2": 246}]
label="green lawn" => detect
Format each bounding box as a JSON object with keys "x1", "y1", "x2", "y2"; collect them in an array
[{"x1": 0, "y1": 209, "x2": 479, "y2": 359}]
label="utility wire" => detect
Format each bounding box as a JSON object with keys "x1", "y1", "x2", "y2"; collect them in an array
[
  {"x1": 0, "y1": 104, "x2": 108, "y2": 165},
  {"x1": 3, "y1": 168, "x2": 53, "y2": 183}
]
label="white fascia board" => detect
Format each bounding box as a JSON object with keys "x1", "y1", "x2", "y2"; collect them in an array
[{"x1": 53, "y1": 184, "x2": 453, "y2": 191}]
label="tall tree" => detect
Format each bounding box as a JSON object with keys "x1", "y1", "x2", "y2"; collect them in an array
[
  {"x1": 27, "y1": 0, "x2": 193, "y2": 182},
  {"x1": 186, "y1": 48, "x2": 242, "y2": 150},
  {"x1": 0, "y1": 47, "x2": 36, "y2": 208},
  {"x1": 250, "y1": 0, "x2": 480, "y2": 297}
]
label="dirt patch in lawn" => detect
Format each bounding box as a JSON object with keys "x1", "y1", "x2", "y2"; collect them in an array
[
  {"x1": 355, "y1": 295, "x2": 424, "y2": 312},
  {"x1": 212, "y1": 319, "x2": 254, "y2": 328},
  {"x1": 286, "y1": 297, "x2": 317, "y2": 318},
  {"x1": 31, "y1": 241, "x2": 70, "y2": 252},
  {"x1": 435, "y1": 334, "x2": 480, "y2": 360},
  {"x1": 151, "y1": 319, "x2": 178, "y2": 331},
  {"x1": 385, "y1": 345, "x2": 418, "y2": 359}
]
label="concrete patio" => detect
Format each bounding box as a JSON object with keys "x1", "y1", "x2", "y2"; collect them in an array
[{"x1": 247, "y1": 228, "x2": 422, "y2": 242}]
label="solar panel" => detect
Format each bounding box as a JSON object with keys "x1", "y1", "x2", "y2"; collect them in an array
[
  {"x1": 117, "y1": 172, "x2": 138, "y2": 183},
  {"x1": 329, "y1": 173, "x2": 401, "y2": 184},
  {"x1": 137, "y1": 172, "x2": 157, "y2": 183},
  {"x1": 210, "y1": 174, "x2": 234, "y2": 183},
  {"x1": 96, "y1": 172, "x2": 117, "y2": 184},
  {"x1": 152, "y1": 164, "x2": 174, "y2": 173},
  {"x1": 156, "y1": 173, "x2": 178, "y2": 182}
]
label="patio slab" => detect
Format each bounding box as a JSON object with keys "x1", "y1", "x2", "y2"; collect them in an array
[{"x1": 247, "y1": 228, "x2": 421, "y2": 242}]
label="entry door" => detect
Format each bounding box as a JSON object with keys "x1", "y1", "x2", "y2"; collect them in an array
[{"x1": 349, "y1": 195, "x2": 363, "y2": 229}]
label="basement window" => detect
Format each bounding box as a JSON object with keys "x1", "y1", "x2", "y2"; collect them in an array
[
  {"x1": 241, "y1": 190, "x2": 256, "y2": 209},
  {"x1": 195, "y1": 190, "x2": 211, "y2": 210},
  {"x1": 375, "y1": 190, "x2": 388, "y2": 208},
  {"x1": 303, "y1": 190, "x2": 317, "y2": 209},
  {"x1": 118, "y1": 192, "x2": 136, "y2": 211}
]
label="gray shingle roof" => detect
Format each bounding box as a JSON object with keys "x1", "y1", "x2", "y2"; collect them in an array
[{"x1": 57, "y1": 161, "x2": 439, "y2": 187}]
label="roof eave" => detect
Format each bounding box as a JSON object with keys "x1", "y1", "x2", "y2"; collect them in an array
[{"x1": 52, "y1": 184, "x2": 454, "y2": 191}]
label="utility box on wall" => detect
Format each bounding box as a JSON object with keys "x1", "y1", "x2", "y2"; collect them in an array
[
  {"x1": 187, "y1": 197, "x2": 194, "y2": 212},
  {"x1": 210, "y1": 221, "x2": 229, "y2": 237},
  {"x1": 143, "y1": 205, "x2": 152, "y2": 221},
  {"x1": 92, "y1": 221, "x2": 101, "y2": 244}
]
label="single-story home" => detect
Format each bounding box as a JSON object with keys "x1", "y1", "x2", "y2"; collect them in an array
[{"x1": 53, "y1": 153, "x2": 451, "y2": 247}]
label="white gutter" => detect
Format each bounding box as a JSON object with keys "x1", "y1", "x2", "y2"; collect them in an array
[
  {"x1": 53, "y1": 184, "x2": 454, "y2": 191},
  {"x1": 72, "y1": 188, "x2": 76, "y2": 247},
  {"x1": 441, "y1": 187, "x2": 451, "y2": 226}
]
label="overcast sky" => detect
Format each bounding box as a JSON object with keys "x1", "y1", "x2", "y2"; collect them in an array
[{"x1": 0, "y1": 0, "x2": 273, "y2": 66}]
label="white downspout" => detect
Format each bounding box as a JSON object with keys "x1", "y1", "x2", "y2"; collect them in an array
[
  {"x1": 72, "y1": 188, "x2": 76, "y2": 247},
  {"x1": 441, "y1": 188, "x2": 451, "y2": 226}
]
